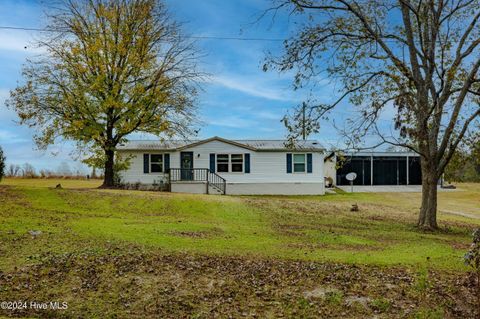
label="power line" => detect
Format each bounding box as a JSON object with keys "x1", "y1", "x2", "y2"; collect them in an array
[
  {"x1": 2, "y1": 24, "x2": 479, "y2": 45},
  {"x1": 0, "y1": 25, "x2": 285, "y2": 42}
]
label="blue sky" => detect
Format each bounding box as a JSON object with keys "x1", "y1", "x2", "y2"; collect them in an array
[{"x1": 0, "y1": 0, "x2": 388, "y2": 172}]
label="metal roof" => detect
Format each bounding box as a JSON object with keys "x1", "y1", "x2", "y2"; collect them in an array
[
  {"x1": 117, "y1": 140, "x2": 194, "y2": 150},
  {"x1": 117, "y1": 136, "x2": 324, "y2": 152},
  {"x1": 235, "y1": 139, "x2": 323, "y2": 151}
]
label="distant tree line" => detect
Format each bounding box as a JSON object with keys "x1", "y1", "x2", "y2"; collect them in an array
[
  {"x1": 445, "y1": 137, "x2": 480, "y2": 183},
  {"x1": 4, "y1": 162, "x2": 101, "y2": 179},
  {"x1": 0, "y1": 145, "x2": 104, "y2": 181}
]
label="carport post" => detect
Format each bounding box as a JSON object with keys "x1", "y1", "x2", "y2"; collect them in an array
[
  {"x1": 370, "y1": 155, "x2": 373, "y2": 186},
  {"x1": 406, "y1": 155, "x2": 409, "y2": 185},
  {"x1": 397, "y1": 159, "x2": 399, "y2": 185}
]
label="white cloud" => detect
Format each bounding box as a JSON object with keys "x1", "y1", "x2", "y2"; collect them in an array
[
  {"x1": 0, "y1": 129, "x2": 28, "y2": 143},
  {"x1": 0, "y1": 88, "x2": 20, "y2": 122},
  {"x1": 208, "y1": 115, "x2": 257, "y2": 128},
  {"x1": 211, "y1": 74, "x2": 299, "y2": 101},
  {"x1": 0, "y1": 88, "x2": 10, "y2": 105},
  {"x1": 0, "y1": 30, "x2": 46, "y2": 54},
  {"x1": 257, "y1": 110, "x2": 281, "y2": 120}
]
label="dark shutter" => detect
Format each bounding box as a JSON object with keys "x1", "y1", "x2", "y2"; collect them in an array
[
  {"x1": 209, "y1": 153, "x2": 216, "y2": 173},
  {"x1": 164, "y1": 154, "x2": 170, "y2": 173},
  {"x1": 286, "y1": 153, "x2": 292, "y2": 173},
  {"x1": 244, "y1": 153, "x2": 250, "y2": 173},
  {"x1": 143, "y1": 154, "x2": 149, "y2": 173},
  {"x1": 307, "y1": 153, "x2": 313, "y2": 173}
]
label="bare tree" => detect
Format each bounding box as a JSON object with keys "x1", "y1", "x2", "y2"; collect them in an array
[
  {"x1": 0, "y1": 146, "x2": 5, "y2": 182},
  {"x1": 7, "y1": 165, "x2": 15, "y2": 177},
  {"x1": 57, "y1": 161, "x2": 72, "y2": 177},
  {"x1": 22, "y1": 163, "x2": 37, "y2": 178},
  {"x1": 265, "y1": 0, "x2": 480, "y2": 230},
  {"x1": 8, "y1": 0, "x2": 203, "y2": 187},
  {"x1": 7, "y1": 164, "x2": 21, "y2": 177}
]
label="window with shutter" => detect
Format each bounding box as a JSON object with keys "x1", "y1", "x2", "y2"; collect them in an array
[
  {"x1": 231, "y1": 154, "x2": 243, "y2": 172},
  {"x1": 244, "y1": 153, "x2": 250, "y2": 173},
  {"x1": 307, "y1": 153, "x2": 313, "y2": 173},
  {"x1": 164, "y1": 154, "x2": 170, "y2": 172},
  {"x1": 209, "y1": 153, "x2": 216, "y2": 173},
  {"x1": 286, "y1": 154, "x2": 292, "y2": 173},
  {"x1": 293, "y1": 154, "x2": 306, "y2": 173},
  {"x1": 150, "y1": 154, "x2": 163, "y2": 173},
  {"x1": 143, "y1": 154, "x2": 149, "y2": 174},
  {"x1": 217, "y1": 154, "x2": 229, "y2": 172}
]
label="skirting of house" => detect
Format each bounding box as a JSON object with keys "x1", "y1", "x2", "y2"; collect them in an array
[
  {"x1": 170, "y1": 182, "x2": 209, "y2": 194},
  {"x1": 171, "y1": 182, "x2": 325, "y2": 195}
]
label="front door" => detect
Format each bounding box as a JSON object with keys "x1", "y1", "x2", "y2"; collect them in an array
[{"x1": 180, "y1": 152, "x2": 194, "y2": 181}]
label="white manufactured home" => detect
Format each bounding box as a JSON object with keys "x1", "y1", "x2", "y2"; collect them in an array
[{"x1": 117, "y1": 136, "x2": 325, "y2": 195}]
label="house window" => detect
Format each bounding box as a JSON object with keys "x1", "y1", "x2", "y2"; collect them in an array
[
  {"x1": 217, "y1": 154, "x2": 229, "y2": 172},
  {"x1": 216, "y1": 154, "x2": 244, "y2": 173},
  {"x1": 150, "y1": 154, "x2": 163, "y2": 173},
  {"x1": 293, "y1": 154, "x2": 306, "y2": 173},
  {"x1": 231, "y1": 154, "x2": 243, "y2": 172}
]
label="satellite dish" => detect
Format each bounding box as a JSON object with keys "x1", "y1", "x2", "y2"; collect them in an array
[{"x1": 346, "y1": 172, "x2": 357, "y2": 181}]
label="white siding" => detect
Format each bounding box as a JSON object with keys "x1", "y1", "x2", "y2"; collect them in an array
[
  {"x1": 118, "y1": 151, "x2": 173, "y2": 185},
  {"x1": 182, "y1": 140, "x2": 324, "y2": 183},
  {"x1": 324, "y1": 157, "x2": 337, "y2": 186},
  {"x1": 118, "y1": 140, "x2": 325, "y2": 189}
]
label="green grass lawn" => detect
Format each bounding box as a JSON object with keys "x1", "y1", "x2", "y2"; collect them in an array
[
  {"x1": 1, "y1": 178, "x2": 479, "y2": 318},
  {"x1": 1, "y1": 178, "x2": 478, "y2": 270}
]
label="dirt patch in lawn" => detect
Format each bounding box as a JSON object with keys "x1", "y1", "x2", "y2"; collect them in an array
[
  {"x1": 0, "y1": 186, "x2": 23, "y2": 202},
  {"x1": 441, "y1": 209, "x2": 480, "y2": 220},
  {"x1": 170, "y1": 227, "x2": 224, "y2": 239},
  {"x1": 0, "y1": 245, "x2": 477, "y2": 318},
  {"x1": 287, "y1": 242, "x2": 380, "y2": 252}
]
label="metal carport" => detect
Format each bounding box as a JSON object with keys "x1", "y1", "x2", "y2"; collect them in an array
[{"x1": 336, "y1": 152, "x2": 422, "y2": 186}]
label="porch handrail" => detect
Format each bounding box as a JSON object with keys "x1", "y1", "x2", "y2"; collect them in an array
[
  {"x1": 168, "y1": 168, "x2": 226, "y2": 194},
  {"x1": 208, "y1": 170, "x2": 226, "y2": 195}
]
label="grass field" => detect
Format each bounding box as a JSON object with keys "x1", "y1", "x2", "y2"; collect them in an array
[{"x1": 1, "y1": 178, "x2": 479, "y2": 318}]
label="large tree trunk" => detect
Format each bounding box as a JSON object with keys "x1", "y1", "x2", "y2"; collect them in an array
[
  {"x1": 417, "y1": 161, "x2": 439, "y2": 230},
  {"x1": 101, "y1": 149, "x2": 115, "y2": 188}
]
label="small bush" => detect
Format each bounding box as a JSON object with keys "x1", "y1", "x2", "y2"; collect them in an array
[
  {"x1": 117, "y1": 182, "x2": 168, "y2": 192},
  {"x1": 414, "y1": 307, "x2": 443, "y2": 319},
  {"x1": 465, "y1": 228, "x2": 480, "y2": 270},
  {"x1": 325, "y1": 291, "x2": 343, "y2": 305},
  {"x1": 464, "y1": 228, "x2": 480, "y2": 315},
  {"x1": 370, "y1": 298, "x2": 391, "y2": 312},
  {"x1": 414, "y1": 267, "x2": 432, "y2": 293}
]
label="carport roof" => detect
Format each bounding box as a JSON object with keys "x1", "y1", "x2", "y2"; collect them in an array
[{"x1": 344, "y1": 151, "x2": 419, "y2": 157}]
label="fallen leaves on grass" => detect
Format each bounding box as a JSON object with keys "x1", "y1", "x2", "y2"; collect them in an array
[{"x1": 0, "y1": 245, "x2": 478, "y2": 318}]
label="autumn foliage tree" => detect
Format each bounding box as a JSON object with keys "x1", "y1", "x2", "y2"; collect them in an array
[
  {"x1": 265, "y1": 0, "x2": 480, "y2": 230},
  {"x1": 8, "y1": 0, "x2": 202, "y2": 187}
]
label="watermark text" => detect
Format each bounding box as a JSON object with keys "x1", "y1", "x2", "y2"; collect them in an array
[{"x1": 1, "y1": 301, "x2": 68, "y2": 311}]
